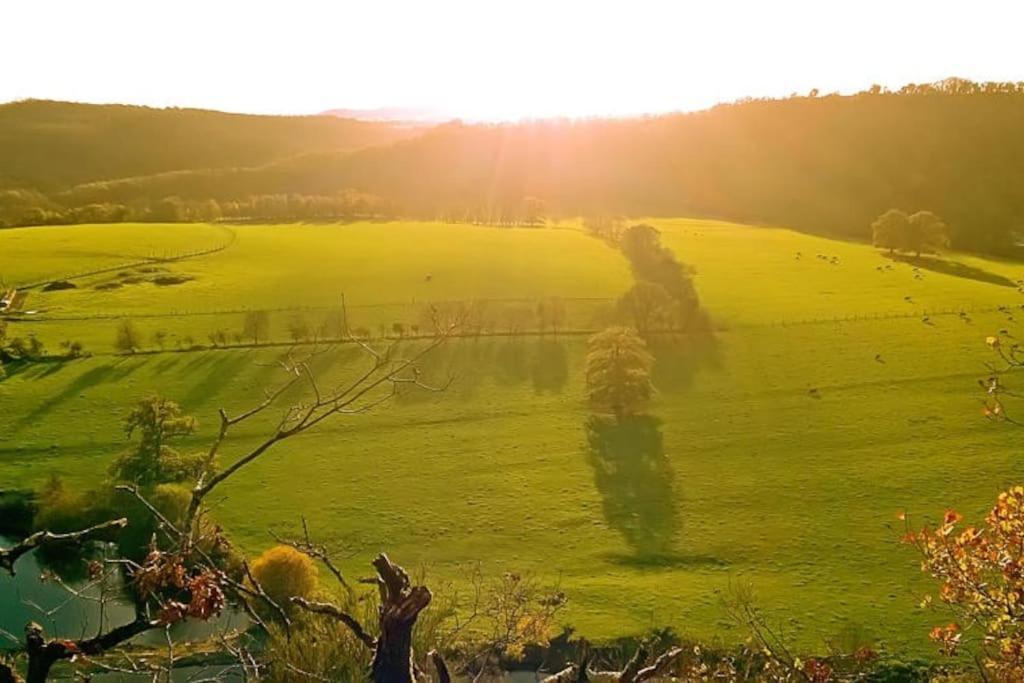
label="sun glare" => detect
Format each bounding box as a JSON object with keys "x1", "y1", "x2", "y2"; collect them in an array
[{"x1": 2, "y1": 0, "x2": 1022, "y2": 118}]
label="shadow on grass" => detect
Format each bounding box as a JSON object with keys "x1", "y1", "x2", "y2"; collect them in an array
[
  {"x1": 494, "y1": 338, "x2": 531, "y2": 385},
  {"x1": 179, "y1": 352, "x2": 255, "y2": 411},
  {"x1": 584, "y1": 414, "x2": 678, "y2": 560},
  {"x1": 531, "y1": 338, "x2": 568, "y2": 394},
  {"x1": 883, "y1": 252, "x2": 1018, "y2": 287},
  {"x1": 12, "y1": 360, "x2": 141, "y2": 433},
  {"x1": 605, "y1": 552, "x2": 728, "y2": 568},
  {"x1": 647, "y1": 330, "x2": 721, "y2": 394}
]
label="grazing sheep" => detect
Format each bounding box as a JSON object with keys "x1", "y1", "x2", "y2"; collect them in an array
[{"x1": 874, "y1": 353, "x2": 885, "y2": 363}]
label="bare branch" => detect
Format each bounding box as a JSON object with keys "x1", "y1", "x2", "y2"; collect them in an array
[
  {"x1": 428, "y1": 650, "x2": 451, "y2": 683},
  {"x1": 289, "y1": 597, "x2": 376, "y2": 649},
  {"x1": 0, "y1": 518, "x2": 127, "y2": 576}
]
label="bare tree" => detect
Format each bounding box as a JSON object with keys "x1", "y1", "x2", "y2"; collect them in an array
[{"x1": 0, "y1": 303, "x2": 459, "y2": 681}]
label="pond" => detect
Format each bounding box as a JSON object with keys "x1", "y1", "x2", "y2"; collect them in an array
[
  {"x1": 0, "y1": 535, "x2": 249, "y2": 658},
  {"x1": 1, "y1": 537, "x2": 557, "y2": 680}
]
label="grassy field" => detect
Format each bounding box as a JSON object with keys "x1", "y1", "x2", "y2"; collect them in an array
[{"x1": 2, "y1": 218, "x2": 1024, "y2": 657}]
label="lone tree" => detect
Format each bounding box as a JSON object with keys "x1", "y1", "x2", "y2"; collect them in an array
[
  {"x1": 585, "y1": 326, "x2": 654, "y2": 418},
  {"x1": 242, "y1": 309, "x2": 271, "y2": 345},
  {"x1": 108, "y1": 396, "x2": 202, "y2": 486},
  {"x1": 114, "y1": 319, "x2": 142, "y2": 354},
  {"x1": 871, "y1": 208, "x2": 909, "y2": 254}
]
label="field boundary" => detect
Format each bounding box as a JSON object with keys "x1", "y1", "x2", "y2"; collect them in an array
[
  {"x1": 11, "y1": 225, "x2": 237, "y2": 290},
  {"x1": 8, "y1": 299, "x2": 1020, "y2": 329}
]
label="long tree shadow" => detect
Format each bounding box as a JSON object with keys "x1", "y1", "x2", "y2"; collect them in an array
[
  {"x1": 493, "y1": 338, "x2": 531, "y2": 386},
  {"x1": 531, "y1": 338, "x2": 568, "y2": 394},
  {"x1": 12, "y1": 360, "x2": 141, "y2": 433},
  {"x1": 584, "y1": 414, "x2": 679, "y2": 563},
  {"x1": 883, "y1": 252, "x2": 1018, "y2": 287}
]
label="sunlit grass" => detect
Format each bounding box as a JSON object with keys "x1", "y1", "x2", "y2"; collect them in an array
[{"x1": 2, "y1": 219, "x2": 1023, "y2": 655}]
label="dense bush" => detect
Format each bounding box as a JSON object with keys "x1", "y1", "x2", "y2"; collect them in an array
[{"x1": 250, "y1": 545, "x2": 319, "y2": 610}]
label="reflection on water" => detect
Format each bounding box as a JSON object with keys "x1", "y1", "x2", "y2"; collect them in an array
[{"x1": 0, "y1": 536, "x2": 248, "y2": 652}]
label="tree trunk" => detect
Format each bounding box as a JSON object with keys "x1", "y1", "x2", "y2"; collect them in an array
[
  {"x1": 25, "y1": 624, "x2": 58, "y2": 683},
  {"x1": 22, "y1": 617, "x2": 156, "y2": 683},
  {"x1": 369, "y1": 554, "x2": 432, "y2": 683}
]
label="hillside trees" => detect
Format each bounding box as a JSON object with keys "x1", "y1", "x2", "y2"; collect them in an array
[
  {"x1": 871, "y1": 209, "x2": 908, "y2": 253},
  {"x1": 7, "y1": 81, "x2": 1024, "y2": 252},
  {"x1": 906, "y1": 211, "x2": 951, "y2": 257},
  {"x1": 585, "y1": 327, "x2": 654, "y2": 418},
  {"x1": 871, "y1": 209, "x2": 950, "y2": 257}
]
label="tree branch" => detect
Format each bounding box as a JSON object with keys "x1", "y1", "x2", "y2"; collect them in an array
[
  {"x1": 289, "y1": 597, "x2": 376, "y2": 649},
  {"x1": 0, "y1": 518, "x2": 127, "y2": 576}
]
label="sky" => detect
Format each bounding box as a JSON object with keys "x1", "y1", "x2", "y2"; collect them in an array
[{"x1": 2, "y1": 0, "x2": 1023, "y2": 121}]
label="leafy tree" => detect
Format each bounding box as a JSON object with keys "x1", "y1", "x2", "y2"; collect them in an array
[
  {"x1": 242, "y1": 310, "x2": 271, "y2": 344},
  {"x1": 288, "y1": 315, "x2": 311, "y2": 342},
  {"x1": 150, "y1": 197, "x2": 186, "y2": 222},
  {"x1": 27, "y1": 335, "x2": 45, "y2": 359},
  {"x1": 906, "y1": 210, "x2": 950, "y2": 257},
  {"x1": 59, "y1": 340, "x2": 84, "y2": 358},
  {"x1": 108, "y1": 396, "x2": 203, "y2": 486},
  {"x1": 871, "y1": 209, "x2": 909, "y2": 253},
  {"x1": 114, "y1": 319, "x2": 142, "y2": 353},
  {"x1": 617, "y1": 282, "x2": 676, "y2": 336},
  {"x1": 619, "y1": 223, "x2": 663, "y2": 261},
  {"x1": 583, "y1": 214, "x2": 625, "y2": 241},
  {"x1": 585, "y1": 326, "x2": 654, "y2": 418},
  {"x1": 905, "y1": 486, "x2": 1024, "y2": 677}
]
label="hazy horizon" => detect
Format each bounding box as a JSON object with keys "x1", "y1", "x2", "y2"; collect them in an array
[{"x1": 3, "y1": 0, "x2": 1023, "y2": 122}]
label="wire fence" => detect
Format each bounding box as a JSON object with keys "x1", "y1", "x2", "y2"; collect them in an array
[
  {"x1": 13, "y1": 299, "x2": 1018, "y2": 329},
  {"x1": 4, "y1": 296, "x2": 614, "y2": 323},
  {"x1": 748, "y1": 303, "x2": 1019, "y2": 329}
]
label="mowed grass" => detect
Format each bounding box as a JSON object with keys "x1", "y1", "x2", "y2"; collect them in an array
[{"x1": 2, "y1": 219, "x2": 1024, "y2": 656}]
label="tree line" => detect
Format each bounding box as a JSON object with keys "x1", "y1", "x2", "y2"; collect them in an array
[
  {"x1": 0, "y1": 189, "x2": 391, "y2": 228},
  {"x1": 6, "y1": 78, "x2": 1024, "y2": 254}
]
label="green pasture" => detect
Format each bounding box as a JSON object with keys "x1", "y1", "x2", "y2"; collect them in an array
[{"x1": 2, "y1": 219, "x2": 1024, "y2": 656}]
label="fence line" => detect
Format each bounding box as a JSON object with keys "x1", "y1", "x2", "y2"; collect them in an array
[
  {"x1": 6, "y1": 294, "x2": 1021, "y2": 338},
  {"x1": 3, "y1": 296, "x2": 615, "y2": 323},
  {"x1": 12, "y1": 226, "x2": 237, "y2": 290}
]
